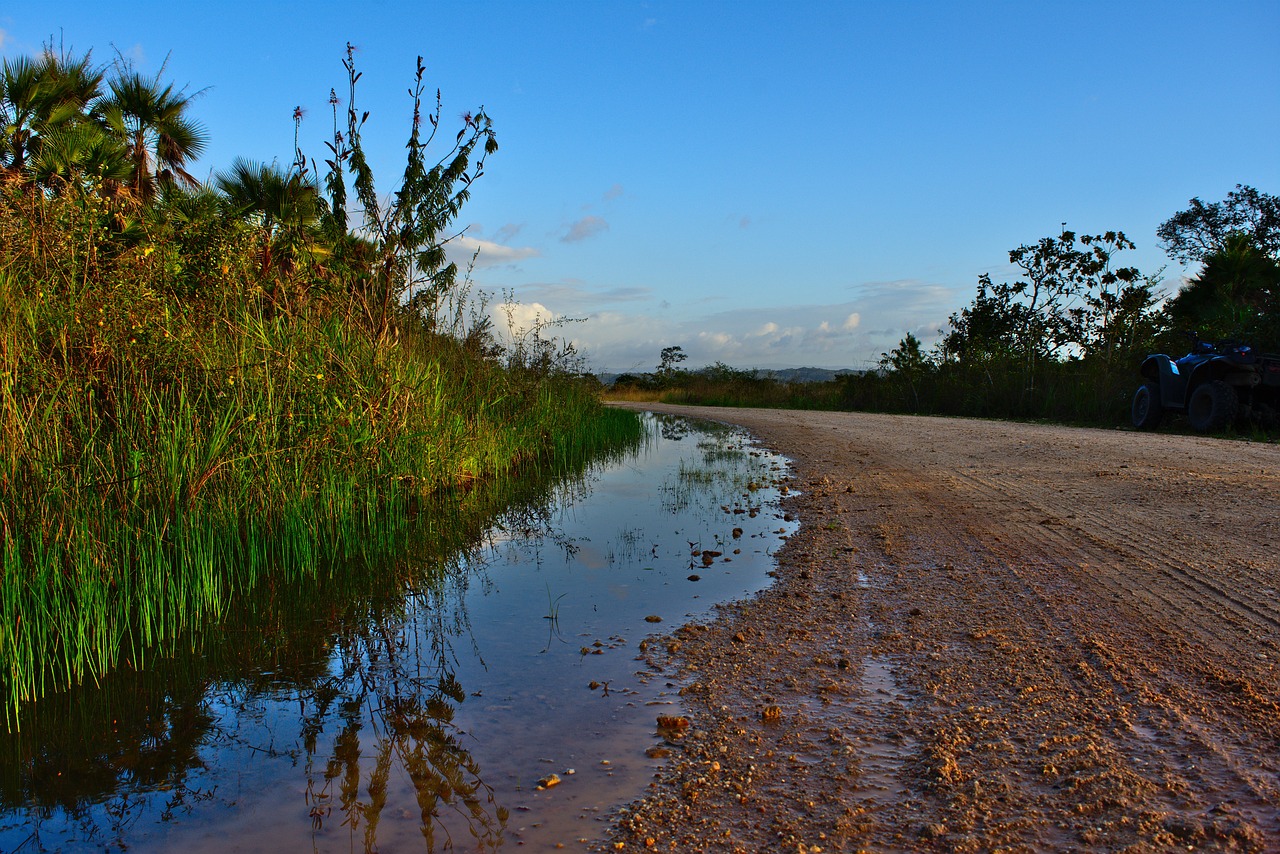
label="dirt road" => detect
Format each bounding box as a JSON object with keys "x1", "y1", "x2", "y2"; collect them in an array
[{"x1": 602, "y1": 405, "x2": 1280, "y2": 853}]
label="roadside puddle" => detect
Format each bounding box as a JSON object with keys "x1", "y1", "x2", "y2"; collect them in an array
[
  {"x1": 853, "y1": 655, "x2": 917, "y2": 808},
  {"x1": 0, "y1": 413, "x2": 798, "y2": 853}
]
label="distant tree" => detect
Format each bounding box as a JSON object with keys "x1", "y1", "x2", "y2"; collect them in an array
[
  {"x1": 658, "y1": 345, "x2": 688, "y2": 375},
  {"x1": 1157, "y1": 185, "x2": 1280, "y2": 265},
  {"x1": 938, "y1": 277, "x2": 1028, "y2": 368},
  {"x1": 878, "y1": 333, "x2": 931, "y2": 410}
]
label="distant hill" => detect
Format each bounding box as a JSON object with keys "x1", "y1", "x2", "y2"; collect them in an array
[
  {"x1": 760, "y1": 367, "x2": 857, "y2": 383},
  {"x1": 597, "y1": 367, "x2": 858, "y2": 385}
]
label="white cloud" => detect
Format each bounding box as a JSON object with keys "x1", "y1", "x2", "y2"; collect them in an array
[
  {"x1": 444, "y1": 234, "x2": 539, "y2": 269},
  {"x1": 603, "y1": 184, "x2": 624, "y2": 201},
  {"x1": 491, "y1": 301, "x2": 558, "y2": 339},
  {"x1": 562, "y1": 215, "x2": 609, "y2": 243},
  {"x1": 843, "y1": 312, "x2": 861, "y2": 331}
]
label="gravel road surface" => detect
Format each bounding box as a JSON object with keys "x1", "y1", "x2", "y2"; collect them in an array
[{"x1": 601, "y1": 404, "x2": 1280, "y2": 853}]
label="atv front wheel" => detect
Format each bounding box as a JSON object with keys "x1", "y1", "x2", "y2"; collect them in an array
[
  {"x1": 1186, "y1": 380, "x2": 1238, "y2": 433},
  {"x1": 1131, "y1": 382, "x2": 1163, "y2": 430}
]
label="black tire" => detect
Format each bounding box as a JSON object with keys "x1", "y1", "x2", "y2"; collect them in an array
[
  {"x1": 1131, "y1": 382, "x2": 1163, "y2": 430},
  {"x1": 1186, "y1": 380, "x2": 1238, "y2": 433}
]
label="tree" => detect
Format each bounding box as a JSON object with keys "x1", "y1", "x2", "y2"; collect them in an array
[
  {"x1": 96, "y1": 63, "x2": 208, "y2": 203},
  {"x1": 0, "y1": 50, "x2": 105, "y2": 182},
  {"x1": 0, "y1": 56, "x2": 50, "y2": 177},
  {"x1": 1163, "y1": 233, "x2": 1280, "y2": 348},
  {"x1": 658, "y1": 345, "x2": 688, "y2": 375},
  {"x1": 1157, "y1": 185, "x2": 1280, "y2": 265},
  {"x1": 879, "y1": 333, "x2": 931, "y2": 410},
  {"x1": 336, "y1": 46, "x2": 497, "y2": 340}
]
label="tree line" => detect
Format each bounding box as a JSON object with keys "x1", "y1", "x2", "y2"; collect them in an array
[{"x1": 857, "y1": 185, "x2": 1279, "y2": 425}]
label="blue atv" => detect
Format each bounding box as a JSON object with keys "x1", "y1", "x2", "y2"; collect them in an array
[{"x1": 1132, "y1": 337, "x2": 1280, "y2": 432}]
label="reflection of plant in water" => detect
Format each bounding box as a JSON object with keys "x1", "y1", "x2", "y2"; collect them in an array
[
  {"x1": 0, "y1": 465, "x2": 575, "y2": 852},
  {"x1": 655, "y1": 414, "x2": 691, "y2": 441},
  {"x1": 299, "y1": 618, "x2": 506, "y2": 853},
  {"x1": 0, "y1": 424, "x2": 647, "y2": 852},
  {"x1": 663, "y1": 432, "x2": 775, "y2": 516}
]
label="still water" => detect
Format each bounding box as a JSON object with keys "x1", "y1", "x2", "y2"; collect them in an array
[{"x1": 0, "y1": 413, "x2": 796, "y2": 852}]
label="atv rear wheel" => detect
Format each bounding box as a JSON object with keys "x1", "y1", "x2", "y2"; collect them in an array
[
  {"x1": 1186, "y1": 380, "x2": 1238, "y2": 433},
  {"x1": 1131, "y1": 382, "x2": 1162, "y2": 430}
]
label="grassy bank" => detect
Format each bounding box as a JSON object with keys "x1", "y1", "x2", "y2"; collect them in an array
[{"x1": 0, "y1": 185, "x2": 641, "y2": 728}]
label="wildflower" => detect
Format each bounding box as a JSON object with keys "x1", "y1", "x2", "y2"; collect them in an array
[{"x1": 316, "y1": 372, "x2": 324, "y2": 380}]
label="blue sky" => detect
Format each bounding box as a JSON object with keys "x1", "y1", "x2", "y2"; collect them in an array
[{"x1": 4, "y1": 1, "x2": 1278, "y2": 372}]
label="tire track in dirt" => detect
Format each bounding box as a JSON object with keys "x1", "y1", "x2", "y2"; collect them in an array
[{"x1": 874, "y1": 432, "x2": 1280, "y2": 844}]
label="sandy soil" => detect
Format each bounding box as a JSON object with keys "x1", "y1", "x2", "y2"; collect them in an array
[{"x1": 600, "y1": 404, "x2": 1280, "y2": 853}]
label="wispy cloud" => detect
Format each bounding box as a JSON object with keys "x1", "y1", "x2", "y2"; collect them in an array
[
  {"x1": 493, "y1": 222, "x2": 526, "y2": 244},
  {"x1": 119, "y1": 42, "x2": 147, "y2": 67},
  {"x1": 603, "y1": 184, "x2": 624, "y2": 201},
  {"x1": 514, "y1": 281, "x2": 650, "y2": 313},
  {"x1": 562, "y1": 215, "x2": 609, "y2": 243}
]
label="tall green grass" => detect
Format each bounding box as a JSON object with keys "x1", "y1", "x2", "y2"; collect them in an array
[{"x1": 0, "y1": 186, "x2": 642, "y2": 729}]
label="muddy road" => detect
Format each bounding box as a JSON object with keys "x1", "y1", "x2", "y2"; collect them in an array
[{"x1": 602, "y1": 405, "x2": 1280, "y2": 852}]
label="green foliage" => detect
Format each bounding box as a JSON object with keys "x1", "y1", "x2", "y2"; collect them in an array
[
  {"x1": 1163, "y1": 233, "x2": 1280, "y2": 350},
  {"x1": 0, "y1": 44, "x2": 639, "y2": 729}
]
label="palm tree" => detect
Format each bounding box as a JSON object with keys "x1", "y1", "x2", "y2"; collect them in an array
[
  {"x1": 26, "y1": 121, "x2": 131, "y2": 192},
  {"x1": 1, "y1": 50, "x2": 112, "y2": 186},
  {"x1": 215, "y1": 158, "x2": 326, "y2": 275},
  {"x1": 96, "y1": 66, "x2": 207, "y2": 203},
  {"x1": 0, "y1": 56, "x2": 49, "y2": 177}
]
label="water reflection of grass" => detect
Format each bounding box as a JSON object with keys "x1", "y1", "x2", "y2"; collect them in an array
[{"x1": 664, "y1": 430, "x2": 781, "y2": 516}]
